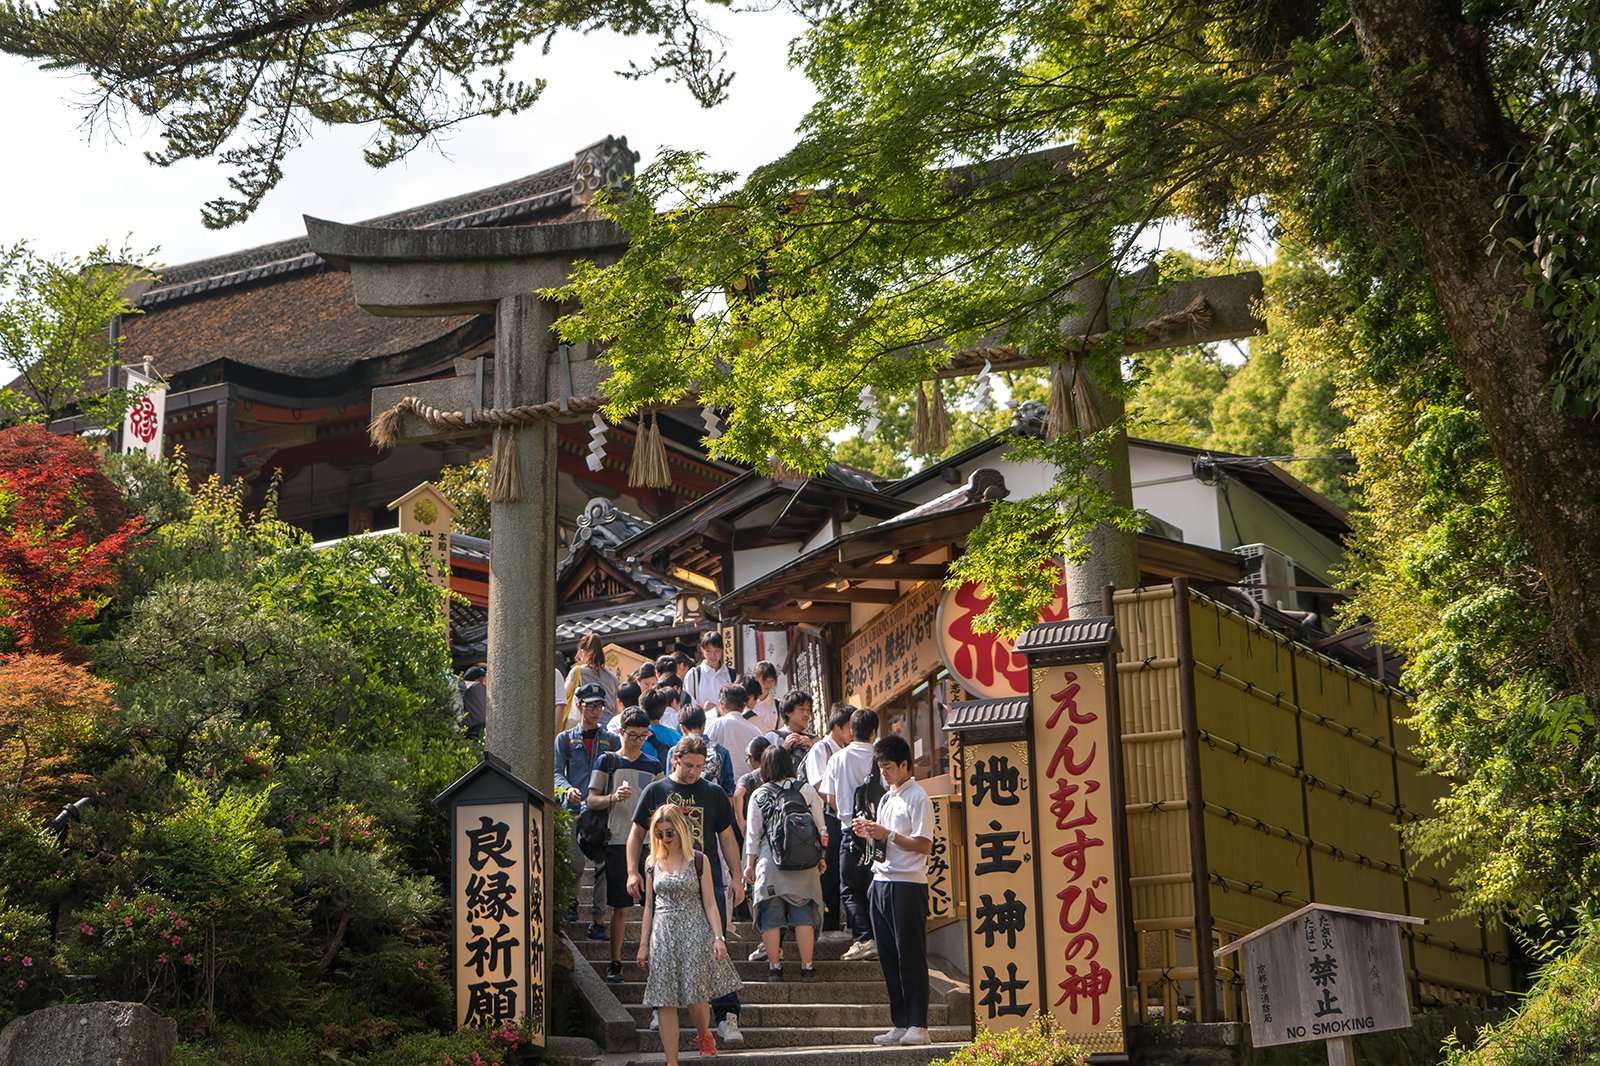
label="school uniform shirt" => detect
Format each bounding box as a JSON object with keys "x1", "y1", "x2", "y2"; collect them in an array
[
  {"x1": 749, "y1": 694, "x2": 779, "y2": 732},
  {"x1": 590, "y1": 752, "x2": 663, "y2": 841},
  {"x1": 683, "y1": 660, "x2": 735, "y2": 710},
  {"x1": 871, "y1": 777, "x2": 932, "y2": 884},
  {"x1": 802, "y1": 735, "x2": 840, "y2": 786},
  {"x1": 819, "y1": 740, "x2": 877, "y2": 814},
  {"x1": 706, "y1": 711, "x2": 764, "y2": 772}
]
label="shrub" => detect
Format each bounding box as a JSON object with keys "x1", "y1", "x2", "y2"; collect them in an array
[
  {"x1": 0, "y1": 653, "x2": 115, "y2": 816},
  {"x1": 1443, "y1": 928, "x2": 1600, "y2": 1066},
  {"x1": 931, "y1": 1012, "x2": 1086, "y2": 1066},
  {"x1": 0, "y1": 894, "x2": 63, "y2": 1019}
]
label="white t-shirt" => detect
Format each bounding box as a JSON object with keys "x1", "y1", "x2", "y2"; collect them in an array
[
  {"x1": 819, "y1": 740, "x2": 877, "y2": 814},
  {"x1": 872, "y1": 777, "x2": 932, "y2": 884},
  {"x1": 706, "y1": 711, "x2": 764, "y2": 769},
  {"x1": 684, "y1": 660, "x2": 735, "y2": 709},
  {"x1": 803, "y1": 735, "x2": 840, "y2": 788}
]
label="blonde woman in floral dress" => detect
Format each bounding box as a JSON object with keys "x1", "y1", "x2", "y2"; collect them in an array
[{"x1": 637, "y1": 805, "x2": 741, "y2": 1061}]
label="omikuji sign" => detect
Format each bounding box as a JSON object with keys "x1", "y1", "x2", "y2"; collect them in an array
[
  {"x1": 435, "y1": 756, "x2": 550, "y2": 1044},
  {"x1": 1216, "y1": 903, "x2": 1420, "y2": 1057}
]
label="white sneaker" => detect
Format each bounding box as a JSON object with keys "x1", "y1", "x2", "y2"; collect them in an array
[
  {"x1": 900, "y1": 1027, "x2": 931, "y2": 1045},
  {"x1": 717, "y1": 1016, "x2": 744, "y2": 1045},
  {"x1": 873, "y1": 1028, "x2": 907, "y2": 1045},
  {"x1": 748, "y1": 943, "x2": 768, "y2": 962},
  {"x1": 843, "y1": 940, "x2": 877, "y2": 961},
  {"x1": 648, "y1": 1009, "x2": 659, "y2": 1031}
]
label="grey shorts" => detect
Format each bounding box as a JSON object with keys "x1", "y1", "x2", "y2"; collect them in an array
[{"x1": 756, "y1": 896, "x2": 821, "y2": 932}]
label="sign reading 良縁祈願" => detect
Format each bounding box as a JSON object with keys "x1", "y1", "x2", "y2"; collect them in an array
[{"x1": 435, "y1": 755, "x2": 549, "y2": 1045}]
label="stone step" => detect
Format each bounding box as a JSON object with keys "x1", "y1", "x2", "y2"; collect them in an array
[
  {"x1": 624, "y1": 1001, "x2": 953, "y2": 1028},
  {"x1": 573, "y1": 935, "x2": 861, "y2": 962},
  {"x1": 609, "y1": 980, "x2": 899, "y2": 1005},
  {"x1": 615, "y1": 1044, "x2": 964, "y2": 1066},
  {"x1": 633, "y1": 1025, "x2": 970, "y2": 1053},
  {"x1": 592, "y1": 959, "x2": 889, "y2": 984}
]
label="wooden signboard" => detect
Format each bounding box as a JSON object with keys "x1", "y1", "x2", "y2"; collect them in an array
[
  {"x1": 962, "y1": 738, "x2": 1042, "y2": 1033},
  {"x1": 1030, "y1": 662, "x2": 1128, "y2": 1055},
  {"x1": 841, "y1": 580, "x2": 941, "y2": 707},
  {"x1": 937, "y1": 567, "x2": 1070, "y2": 699},
  {"x1": 1217, "y1": 903, "x2": 1420, "y2": 1059},
  {"x1": 436, "y1": 757, "x2": 549, "y2": 1044},
  {"x1": 927, "y1": 795, "x2": 956, "y2": 923},
  {"x1": 389, "y1": 482, "x2": 459, "y2": 590}
]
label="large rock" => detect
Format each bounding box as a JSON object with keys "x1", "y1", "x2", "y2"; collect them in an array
[{"x1": 0, "y1": 1001, "x2": 176, "y2": 1066}]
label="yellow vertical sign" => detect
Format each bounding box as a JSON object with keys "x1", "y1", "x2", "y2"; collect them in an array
[
  {"x1": 927, "y1": 797, "x2": 955, "y2": 922},
  {"x1": 962, "y1": 739, "x2": 1042, "y2": 1033},
  {"x1": 389, "y1": 482, "x2": 459, "y2": 590},
  {"x1": 454, "y1": 802, "x2": 529, "y2": 1029},
  {"x1": 525, "y1": 810, "x2": 547, "y2": 1045},
  {"x1": 1030, "y1": 663, "x2": 1127, "y2": 1054}
]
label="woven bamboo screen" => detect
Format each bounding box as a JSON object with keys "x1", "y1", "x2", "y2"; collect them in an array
[{"x1": 1111, "y1": 583, "x2": 1511, "y2": 1025}]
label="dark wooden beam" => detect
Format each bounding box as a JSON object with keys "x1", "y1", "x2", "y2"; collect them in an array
[
  {"x1": 831, "y1": 562, "x2": 947, "y2": 581},
  {"x1": 797, "y1": 586, "x2": 900, "y2": 604},
  {"x1": 742, "y1": 605, "x2": 852, "y2": 623}
]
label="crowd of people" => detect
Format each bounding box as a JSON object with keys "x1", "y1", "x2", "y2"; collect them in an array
[{"x1": 544, "y1": 629, "x2": 937, "y2": 1062}]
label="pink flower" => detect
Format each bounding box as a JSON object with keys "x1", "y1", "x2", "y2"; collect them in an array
[
  {"x1": 417, "y1": 960, "x2": 426, "y2": 969},
  {"x1": 21, "y1": 957, "x2": 32, "y2": 968},
  {"x1": 174, "y1": 918, "x2": 184, "y2": 929},
  {"x1": 15, "y1": 979, "x2": 22, "y2": 987},
  {"x1": 123, "y1": 916, "x2": 133, "y2": 927},
  {"x1": 79, "y1": 923, "x2": 94, "y2": 937},
  {"x1": 170, "y1": 936, "x2": 181, "y2": 947},
  {"x1": 183, "y1": 954, "x2": 194, "y2": 965},
  {"x1": 318, "y1": 835, "x2": 329, "y2": 845},
  {"x1": 158, "y1": 952, "x2": 167, "y2": 964},
  {"x1": 2, "y1": 955, "x2": 10, "y2": 963}
]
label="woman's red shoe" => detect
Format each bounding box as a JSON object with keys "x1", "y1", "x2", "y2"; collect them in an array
[{"x1": 697, "y1": 1032, "x2": 717, "y2": 1057}]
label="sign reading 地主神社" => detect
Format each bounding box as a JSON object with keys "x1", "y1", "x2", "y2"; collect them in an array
[
  {"x1": 435, "y1": 756, "x2": 549, "y2": 1045},
  {"x1": 1215, "y1": 903, "x2": 1420, "y2": 1052}
]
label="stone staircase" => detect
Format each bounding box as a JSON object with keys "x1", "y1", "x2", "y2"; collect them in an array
[{"x1": 568, "y1": 869, "x2": 971, "y2": 1064}]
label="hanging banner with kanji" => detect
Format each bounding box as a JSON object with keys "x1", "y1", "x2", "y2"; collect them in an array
[
  {"x1": 1030, "y1": 662, "x2": 1127, "y2": 1054},
  {"x1": 121, "y1": 366, "x2": 167, "y2": 461},
  {"x1": 962, "y1": 739, "x2": 1042, "y2": 1034}
]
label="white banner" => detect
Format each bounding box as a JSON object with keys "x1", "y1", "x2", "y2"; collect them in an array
[{"x1": 121, "y1": 367, "x2": 167, "y2": 461}]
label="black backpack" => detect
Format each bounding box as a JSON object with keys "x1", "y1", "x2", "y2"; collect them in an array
[
  {"x1": 757, "y1": 780, "x2": 824, "y2": 871},
  {"x1": 845, "y1": 765, "x2": 887, "y2": 865},
  {"x1": 575, "y1": 753, "x2": 616, "y2": 861}
]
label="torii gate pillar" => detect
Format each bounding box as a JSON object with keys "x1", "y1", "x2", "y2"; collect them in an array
[{"x1": 305, "y1": 217, "x2": 628, "y2": 796}]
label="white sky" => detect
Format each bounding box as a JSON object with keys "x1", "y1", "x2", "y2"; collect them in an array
[{"x1": 0, "y1": 9, "x2": 816, "y2": 269}]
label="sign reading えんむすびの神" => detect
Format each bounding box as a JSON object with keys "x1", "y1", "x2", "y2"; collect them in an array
[
  {"x1": 1216, "y1": 903, "x2": 1419, "y2": 1051},
  {"x1": 437, "y1": 757, "x2": 548, "y2": 1045}
]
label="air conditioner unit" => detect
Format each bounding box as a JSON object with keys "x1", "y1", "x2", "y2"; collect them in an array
[{"x1": 1233, "y1": 543, "x2": 1296, "y2": 610}]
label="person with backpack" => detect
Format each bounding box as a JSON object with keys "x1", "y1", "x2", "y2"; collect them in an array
[
  {"x1": 818, "y1": 707, "x2": 880, "y2": 961},
  {"x1": 672, "y1": 701, "x2": 736, "y2": 796},
  {"x1": 641, "y1": 690, "x2": 682, "y2": 767},
  {"x1": 637, "y1": 804, "x2": 741, "y2": 1065},
  {"x1": 586, "y1": 707, "x2": 663, "y2": 982},
  {"x1": 682, "y1": 631, "x2": 735, "y2": 713},
  {"x1": 705, "y1": 682, "x2": 763, "y2": 779},
  {"x1": 804, "y1": 704, "x2": 855, "y2": 932},
  {"x1": 555, "y1": 683, "x2": 620, "y2": 936},
  {"x1": 742, "y1": 744, "x2": 826, "y2": 982}
]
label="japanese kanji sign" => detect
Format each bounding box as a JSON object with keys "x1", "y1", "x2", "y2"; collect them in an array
[
  {"x1": 121, "y1": 366, "x2": 167, "y2": 461},
  {"x1": 1217, "y1": 903, "x2": 1418, "y2": 1050},
  {"x1": 1031, "y1": 662, "x2": 1127, "y2": 1054},
  {"x1": 937, "y1": 567, "x2": 1070, "y2": 699},
  {"x1": 437, "y1": 756, "x2": 549, "y2": 1045},
  {"x1": 389, "y1": 482, "x2": 459, "y2": 591},
  {"x1": 842, "y1": 579, "x2": 941, "y2": 707},
  {"x1": 961, "y1": 739, "x2": 1041, "y2": 1034},
  {"x1": 927, "y1": 796, "x2": 956, "y2": 923}
]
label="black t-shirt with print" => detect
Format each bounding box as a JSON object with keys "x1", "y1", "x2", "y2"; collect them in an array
[{"x1": 632, "y1": 777, "x2": 734, "y2": 896}]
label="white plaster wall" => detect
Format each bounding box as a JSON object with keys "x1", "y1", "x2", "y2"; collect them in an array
[
  {"x1": 730, "y1": 543, "x2": 807, "y2": 589},
  {"x1": 1128, "y1": 446, "x2": 1224, "y2": 549}
]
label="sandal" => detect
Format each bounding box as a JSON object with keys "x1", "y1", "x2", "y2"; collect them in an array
[{"x1": 697, "y1": 1031, "x2": 718, "y2": 1057}]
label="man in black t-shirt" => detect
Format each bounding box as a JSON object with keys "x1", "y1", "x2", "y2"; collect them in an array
[{"x1": 627, "y1": 733, "x2": 747, "y2": 1046}]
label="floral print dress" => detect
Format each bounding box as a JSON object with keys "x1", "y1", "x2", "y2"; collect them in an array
[{"x1": 644, "y1": 858, "x2": 742, "y2": 1008}]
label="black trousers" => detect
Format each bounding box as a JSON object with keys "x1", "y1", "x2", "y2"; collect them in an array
[
  {"x1": 822, "y1": 811, "x2": 842, "y2": 930},
  {"x1": 839, "y1": 842, "x2": 874, "y2": 943},
  {"x1": 868, "y1": 880, "x2": 929, "y2": 1029}
]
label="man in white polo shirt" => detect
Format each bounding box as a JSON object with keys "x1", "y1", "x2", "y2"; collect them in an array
[
  {"x1": 818, "y1": 706, "x2": 879, "y2": 957},
  {"x1": 850, "y1": 733, "x2": 933, "y2": 1047}
]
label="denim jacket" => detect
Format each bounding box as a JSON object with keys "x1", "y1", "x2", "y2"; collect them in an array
[{"x1": 554, "y1": 726, "x2": 620, "y2": 809}]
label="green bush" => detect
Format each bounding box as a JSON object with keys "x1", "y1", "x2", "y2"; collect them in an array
[
  {"x1": 1443, "y1": 929, "x2": 1600, "y2": 1066},
  {"x1": 932, "y1": 1012, "x2": 1086, "y2": 1066}
]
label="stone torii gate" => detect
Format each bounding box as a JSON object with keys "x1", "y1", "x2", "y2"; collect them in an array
[{"x1": 305, "y1": 216, "x2": 628, "y2": 800}]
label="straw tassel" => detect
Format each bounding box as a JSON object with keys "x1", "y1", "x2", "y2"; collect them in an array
[
  {"x1": 928, "y1": 378, "x2": 950, "y2": 452},
  {"x1": 628, "y1": 412, "x2": 673, "y2": 489},
  {"x1": 769, "y1": 453, "x2": 807, "y2": 481},
  {"x1": 369, "y1": 404, "x2": 405, "y2": 451},
  {"x1": 1046, "y1": 361, "x2": 1077, "y2": 440},
  {"x1": 913, "y1": 381, "x2": 931, "y2": 452},
  {"x1": 489, "y1": 424, "x2": 522, "y2": 502},
  {"x1": 1072, "y1": 354, "x2": 1104, "y2": 431}
]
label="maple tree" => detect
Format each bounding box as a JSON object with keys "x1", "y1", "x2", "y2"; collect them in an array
[
  {"x1": 0, "y1": 425, "x2": 142, "y2": 655},
  {"x1": 0, "y1": 652, "x2": 114, "y2": 815}
]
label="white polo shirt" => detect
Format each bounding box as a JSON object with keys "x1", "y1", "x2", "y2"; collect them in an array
[
  {"x1": 683, "y1": 660, "x2": 734, "y2": 709},
  {"x1": 871, "y1": 777, "x2": 932, "y2": 884},
  {"x1": 819, "y1": 740, "x2": 877, "y2": 814},
  {"x1": 706, "y1": 710, "x2": 764, "y2": 768},
  {"x1": 802, "y1": 734, "x2": 839, "y2": 787}
]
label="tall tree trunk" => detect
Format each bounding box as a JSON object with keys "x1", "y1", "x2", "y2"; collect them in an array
[{"x1": 1348, "y1": 0, "x2": 1600, "y2": 708}]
